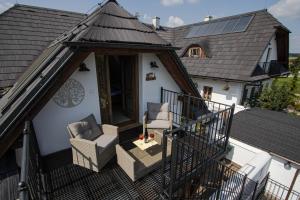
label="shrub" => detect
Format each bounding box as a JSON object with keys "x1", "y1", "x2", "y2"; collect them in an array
[{"x1": 258, "y1": 84, "x2": 292, "y2": 111}]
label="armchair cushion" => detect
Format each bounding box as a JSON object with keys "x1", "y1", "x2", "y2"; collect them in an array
[
  {"x1": 68, "y1": 114, "x2": 103, "y2": 140},
  {"x1": 147, "y1": 102, "x2": 169, "y2": 120},
  {"x1": 68, "y1": 121, "x2": 98, "y2": 140}
]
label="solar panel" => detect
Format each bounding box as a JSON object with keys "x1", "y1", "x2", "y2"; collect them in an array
[
  {"x1": 185, "y1": 15, "x2": 253, "y2": 38},
  {"x1": 233, "y1": 15, "x2": 253, "y2": 32}
]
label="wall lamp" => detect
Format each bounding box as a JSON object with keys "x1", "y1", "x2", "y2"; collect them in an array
[
  {"x1": 79, "y1": 63, "x2": 90, "y2": 72},
  {"x1": 150, "y1": 61, "x2": 159, "y2": 68}
]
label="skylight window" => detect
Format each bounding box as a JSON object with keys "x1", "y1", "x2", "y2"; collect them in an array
[{"x1": 185, "y1": 15, "x2": 253, "y2": 38}]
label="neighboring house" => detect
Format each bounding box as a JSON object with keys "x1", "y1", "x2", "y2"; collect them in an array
[
  {"x1": 227, "y1": 108, "x2": 300, "y2": 193},
  {"x1": 156, "y1": 10, "x2": 290, "y2": 107}
]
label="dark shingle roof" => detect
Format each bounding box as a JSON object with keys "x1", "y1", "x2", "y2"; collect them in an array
[
  {"x1": 0, "y1": 4, "x2": 86, "y2": 88},
  {"x1": 62, "y1": 1, "x2": 170, "y2": 46},
  {"x1": 230, "y1": 108, "x2": 300, "y2": 163},
  {"x1": 157, "y1": 10, "x2": 289, "y2": 81}
]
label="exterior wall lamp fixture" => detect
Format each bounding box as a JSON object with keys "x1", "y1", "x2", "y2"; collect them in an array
[{"x1": 150, "y1": 61, "x2": 159, "y2": 68}]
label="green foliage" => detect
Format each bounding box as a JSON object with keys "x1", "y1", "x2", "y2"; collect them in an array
[
  {"x1": 258, "y1": 84, "x2": 292, "y2": 111},
  {"x1": 290, "y1": 56, "x2": 300, "y2": 91}
]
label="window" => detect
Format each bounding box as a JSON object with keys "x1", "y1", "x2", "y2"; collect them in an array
[
  {"x1": 203, "y1": 86, "x2": 213, "y2": 100},
  {"x1": 187, "y1": 47, "x2": 206, "y2": 58}
]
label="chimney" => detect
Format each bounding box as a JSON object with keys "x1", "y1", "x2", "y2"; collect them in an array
[
  {"x1": 204, "y1": 15, "x2": 213, "y2": 22},
  {"x1": 152, "y1": 16, "x2": 160, "y2": 30}
]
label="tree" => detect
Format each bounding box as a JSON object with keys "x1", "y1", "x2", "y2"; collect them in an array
[
  {"x1": 290, "y1": 56, "x2": 300, "y2": 91},
  {"x1": 258, "y1": 84, "x2": 292, "y2": 111}
]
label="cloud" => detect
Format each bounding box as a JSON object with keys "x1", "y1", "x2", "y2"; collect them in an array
[
  {"x1": 0, "y1": 1, "x2": 13, "y2": 14},
  {"x1": 161, "y1": 0, "x2": 184, "y2": 6},
  {"x1": 186, "y1": 0, "x2": 200, "y2": 3},
  {"x1": 269, "y1": 0, "x2": 300, "y2": 18},
  {"x1": 160, "y1": 0, "x2": 200, "y2": 6},
  {"x1": 166, "y1": 16, "x2": 185, "y2": 27}
]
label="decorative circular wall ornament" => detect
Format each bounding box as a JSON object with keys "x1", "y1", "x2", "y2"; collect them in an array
[{"x1": 53, "y1": 78, "x2": 85, "y2": 108}]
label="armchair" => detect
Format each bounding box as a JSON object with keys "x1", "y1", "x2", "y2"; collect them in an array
[
  {"x1": 67, "y1": 115, "x2": 119, "y2": 172},
  {"x1": 143, "y1": 102, "x2": 173, "y2": 136}
]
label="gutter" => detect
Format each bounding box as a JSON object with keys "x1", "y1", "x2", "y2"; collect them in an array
[{"x1": 63, "y1": 41, "x2": 181, "y2": 51}]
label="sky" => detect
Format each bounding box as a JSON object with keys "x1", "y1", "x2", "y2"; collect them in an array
[{"x1": 0, "y1": 0, "x2": 300, "y2": 52}]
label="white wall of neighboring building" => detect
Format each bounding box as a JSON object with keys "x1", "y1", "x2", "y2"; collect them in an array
[
  {"x1": 138, "y1": 53, "x2": 181, "y2": 122},
  {"x1": 227, "y1": 138, "x2": 300, "y2": 193},
  {"x1": 33, "y1": 53, "x2": 101, "y2": 156},
  {"x1": 192, "y1": 78, "x2": 244, "y2": 106},
  {"x1": 33, "y1": 53, "x2": 182, "y2": 156}
]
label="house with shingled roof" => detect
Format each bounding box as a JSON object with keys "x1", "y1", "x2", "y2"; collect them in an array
[
  {"x1": 0, "y1": 1, "x2": 293, "y2": 200},
  {"x1": 155, "y1": 10, "x2": 290, "y2": 107}
]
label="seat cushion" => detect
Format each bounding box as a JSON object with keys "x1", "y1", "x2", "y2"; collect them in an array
[
  {"x1": 146, "y1": 120, "x2": 170, "y2": 129},
  {"x1": 94, "y1": 134, "x2": 118, "y2": 148},
  {"x1": 147, "y1": 102, "x2": 169, "y2": 120}
]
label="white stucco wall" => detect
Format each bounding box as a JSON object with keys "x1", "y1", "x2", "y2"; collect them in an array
[
  {"x1": 138, "y1": 53, "x2": 181, "y2": 122},
  {"x1": 192, "y1": 78, "x2": 244, "y2": 106},
  {"x1": 260, "y1": 35, "x2": 278, "y2": 63},
  {"x1": 33, "y1": 53, "x2": 182, "y2": 156},
  {"x1": 227, "y1": 138, "x2": 300, "y2": 193},
  {"x1": 33, "y1": 53, "x2": 101, "y2": 156}
]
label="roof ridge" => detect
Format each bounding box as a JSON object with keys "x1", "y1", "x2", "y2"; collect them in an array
[{"x1": 14, "y1": 3, "x2": 86, "y2": 16}]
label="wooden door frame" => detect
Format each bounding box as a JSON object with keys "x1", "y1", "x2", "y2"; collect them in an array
[{"x1": 95, "y1": 53, "x2": 139, "y2": 126}]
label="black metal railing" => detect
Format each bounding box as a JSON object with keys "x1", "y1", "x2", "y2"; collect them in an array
[
  {"x1": 262, "y1": 178, "x2": 300, "y2": 200},
  {"x1": 160, "y1": 88, "x2": 236, "y2": 199},
  {"x1": 18, "y1": 121, "x2": 46, "y2": 200},
  {"x1": 161, "y1": 88, "x2": 233, "y2": 127}
]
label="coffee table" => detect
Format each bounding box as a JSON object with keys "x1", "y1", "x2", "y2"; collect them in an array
[{"x1": 133, "y1": 138, "x2": 158, "y2": 151}]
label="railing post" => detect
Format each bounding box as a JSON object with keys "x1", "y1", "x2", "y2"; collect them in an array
[
  {"x1": 168, "y1": 134, "x2": 178, "y2": 199},
  {"x1": 186, "y1": 94, "x2": 191, "y2": 124},
  {"x1": 18, "y1": 121, "x2": 31, "y2": 200},
  {"x1": 161, "y1": 87, "x2": 163, "y2": 103},
  {"x1": 224, "y1": 104, "x2": 235, "y2": 150},
  {"x1": 160, "y1": 129, "x2": 168, "y2": 197}
]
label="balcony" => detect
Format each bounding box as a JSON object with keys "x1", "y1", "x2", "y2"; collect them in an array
[
  {"x1": 13, "y1": 89, "x2": 271, "y2": 200},
  {"x1": 258, "y1": 61, "x2": 289, "y2": 76}
]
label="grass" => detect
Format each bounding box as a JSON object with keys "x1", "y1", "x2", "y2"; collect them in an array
[{"x1": 273, "y1": 77, "x2": 300, "y2": 94}]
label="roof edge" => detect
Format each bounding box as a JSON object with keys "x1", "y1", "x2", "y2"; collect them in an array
[{"x1": 14, "y1": 3, "x2": 86, "y2": 16}]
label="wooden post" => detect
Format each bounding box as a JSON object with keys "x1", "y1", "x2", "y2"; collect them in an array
[{"x1": 285, "y1": 168, "x2": 299, "y2": 200}]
